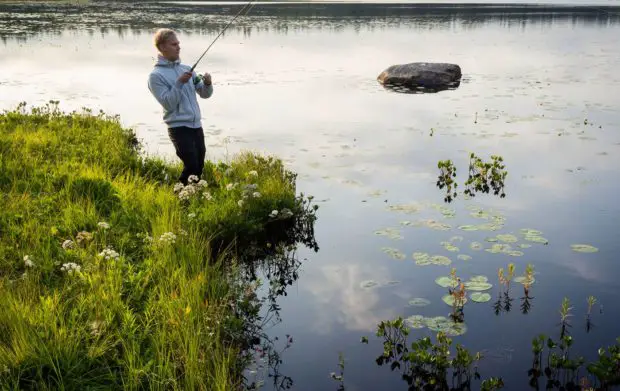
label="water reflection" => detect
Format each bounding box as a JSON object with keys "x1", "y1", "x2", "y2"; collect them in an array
[
  {"x1": 2, "y1": 2, "x2": 620, "y2": 42},
  {"x1": 234, "y1": 195, "x2": 319, "y2": 390}
]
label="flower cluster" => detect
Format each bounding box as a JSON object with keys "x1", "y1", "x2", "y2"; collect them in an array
[
  {"x1": 97, "y1": 221, "x2": 110, "y2": 230},
  {"x1": 62, "y1": 239, "x2": 75, "y2": 250},
  {"x1": 76, "y1": 231, "x2": 93, "y2": 244},
  {"x1": 136, "y1": 232, "x2": 153, "y2": 244},
  {"x1": 98, "y1": 247, "x2": 120, "y2": 261},
  {"x1": 269, "y1": 208, "x2": 294, "y2": 219},
  {"x1": 174, "y1": 176, "x2": 210, "y2": 202},
  {"x1": 23, "y1": 255, "x2": 35, "y2": 268},
  {"x1": 159, "y1": 232, "x2": 177, "y2": 244},
  {"x1": 60, "y1": 262, "x2": 81, "y2": 275}
]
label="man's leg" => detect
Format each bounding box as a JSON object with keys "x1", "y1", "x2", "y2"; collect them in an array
[
  {"x1": 168, "y1": 126, "x2": 200, "y2": 185},
  {"x1": 195, "y1": 127, "x2": 207, "y2": 178}
]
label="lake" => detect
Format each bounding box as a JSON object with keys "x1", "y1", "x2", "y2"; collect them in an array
[{"x1": 1, "y1": 1, "x2": 620, "y2": 389}]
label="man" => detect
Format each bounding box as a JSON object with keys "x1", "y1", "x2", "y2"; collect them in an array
[{"x1": 148, "y1": 28, "x2": 214, "y2": 185}]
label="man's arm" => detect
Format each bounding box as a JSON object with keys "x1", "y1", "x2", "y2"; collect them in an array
[
  {"x1": 193, "y1": 71, "x2": 214, "y2": 99},
  {"x1": 148, "y1": 72, "x2": 185, "y2": 111}
]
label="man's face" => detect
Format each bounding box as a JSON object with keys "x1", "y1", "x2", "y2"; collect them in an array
[{"x1": 159, "y1": 35, "x2": 180, "y2": 61}]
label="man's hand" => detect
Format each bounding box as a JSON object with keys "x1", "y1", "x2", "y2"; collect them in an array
[
  {"x1": 177, "y1": 72, "x2": 192, "y2": 84},
  {"x1": 202, "y1": 72, "x2": 212, "y2": 86}
]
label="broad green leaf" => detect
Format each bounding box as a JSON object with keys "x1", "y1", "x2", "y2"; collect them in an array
[
  {"x1": 470, "y1": 242, "x2": 483, "y2": 251},
  {"x1": 442, "y1": 294, "x2": 468, "y2": 307},
  {"x1": 458, "y1": 254, "x2": 472, "y2": 261},
  {"x1": 470, "y1": 292, "x2": 492, "y2": 303},
  {"x1": 382, "y1": 247, "x2": 406, "y2": 260},
  {"x1": 514, "y1": 276, "x2": 536, "y2": 285},
  {"x1": 496, "y1": 234, "x2": 518, "y2": 243},
  {"x1": 374, "y1": 228, "x2": 403, "y2": 240},
  {"x1": 464, "y1": 281, "x2": 493, "y2": 291},
  {"x1": 441, "y1": 241, "x2": 459, "y2": 252},
  {"x1": 408, "y1": 298, "x2": 431, "y2": 307},
  {"x1": 404, "y1": 315, "x2": 425, "y2": 329},
  {"x1": 570, "y1": 244, "x2": 599, "y2": 253},
  {"x1": 435, "y1": 276, "x2": 458, "y2": 288}
]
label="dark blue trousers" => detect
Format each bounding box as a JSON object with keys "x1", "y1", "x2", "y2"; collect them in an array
[{"x1": 167, "y1": 126, "x2": 206, "y2": 185}]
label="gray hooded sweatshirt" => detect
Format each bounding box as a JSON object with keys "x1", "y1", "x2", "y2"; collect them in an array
[{"x1": 148, "y1": 55, "x2": 214, "y2": 129}]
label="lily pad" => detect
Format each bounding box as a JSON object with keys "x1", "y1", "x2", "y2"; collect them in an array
[
  {"x1": 417, "y1": 219, "x2": 452, "y2": 231},
  {"x1": 382, "y1": 247, "x2": 406, "y2": 260},
  {"x1": 360, "y1": 280, "x2": 378, "y2": 289},
  {"x1": 450, "y1": 236, "x2": 464, "y2": 242},
  {"x1": 496, "y1": 234, "x2": 518, "y2": 243},
  {"x1": 458, "y1": 225, "x2": 479, "y2": 231},
  {"x1": 408, "y1": 298, "x2": 431, "y2": 307},
  {"x1": 570, "y1": 244, "x2": 598, "y2": 253},
  {"x1": 413, "y1": 252, "x2": 431, "y2": 265},
  {"x1": 470, "y1": 210, "x2": 491, "y2": 219},
  {"x1": 424, "y1": 317, "x2": 467, "y2": 336},
  {"x1": 518, "y1": 243, "x2": 532, "y2": 249},
  {"x1": 469, "y1": 275, "x2": 488, "y2": 283},
  {"x1": 470, "y1": 242, "x2": 483, "y2": 251},
  {"x1": 387, "y1": 203, "x2": 422, "y2": 214},
  {"x1": 431, "y1": 255, "x2": 452, "y2": 266},
  {"x1": 457, "y1": 254, "x2": 472, "y2": 261},
  {"x1": 464, "y1": 280, "x2": 493, "y2": 291},
  {"x1": 435, "y1": 276, "x2": 458, "y2": 288},
  {"x1": 442, "y1": 294, "x2": 468, "y2": 307},
  {"x1": 404, "y1": 315, "x2": 425, "y2": 329},
  {"x1": 400, "y1": 221, "x2": 414, "y2": 226},
  {"x1": 375, "y1": 228, "x2": 403, "y2": 240},
  {"x1": 486, "y1": 244, "x2": 512, "y2": 254},
  {"x1": 441, "y1": 241, "x2": 460, "y2": 252},
  {"x1": 514, "y1": 276, "x2": 536, "y2": 285},
  {"x1": 470, "y1": 292, "x2": 492, "y2": 303},
  {"x1": 485, "y1": 237, "x2": 499, "y2": 243},
  {"x1": 520, "y1": 228, "x2": 543, "y2": 236},
  {"x1": 524, "y1": 234, "x2": 549, "y2": 244},
  {"x1": 506, "y1": 251, "x2": 524, "y2": 257}
]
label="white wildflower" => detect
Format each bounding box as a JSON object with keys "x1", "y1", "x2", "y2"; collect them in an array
[
  {"x1": 76, "y1": 231, "x2": 93, "y2": 243},
  {"x1": 198, "y1": 180, "x2": 208, "y2": 188},
  {"x1": 280, "y1": 208, "x2": 294, "y2": 218},
  {"x1": 188, "y1": 212, "x2": 196, "y2": 219},
  {"x1": 226, "y1": 183, "x2": 236, "y2": 191},
  {"x1": 173, "y1": 182, "x2": 185, "y2": 193},
  {"x1": 252, "y1": 192, "x2": 261, "y2": 198},
  {"x1": 179, "y1": 229, "x2": 188, "y2": 236},
  {"x1": 244, "y1": 183, "x2": 258, "y2": 191},
  {"x1": 159, "y1": 232, "x2": 177, "y2": 244},
  {"x1": 269, "y1": 210, "x2": 279, "y2": 218},
  {"x1": 238, "y1": 200, "x2": 244, "y2": 207},
  {"x1": 188, "y1": 175, "x2": 199, "y2": 184},
  {"x1": 62, "y1": 239, "x2": 75, "y2": 250},
  {"x1": 90, "y1": 320, "x2": 103, "y2": 337},
  {"x1": 97, "y1": 221, "x2": 110, "y2": 230},
  {"x1": 23, "y1": 255, "x2": 35, "y2": 268},
  {"x1": 248, "y1": 170, "x2": 258, "y2": 177},
  {"x1": 203, "y1": 191, "x2": 213, "y2": 201},
  {"x1": 98, "y1": 247, "x2": 120, "y2": 260},
  {"x1": 60, "y1": 262, "x2": 81, "y2": 275}
]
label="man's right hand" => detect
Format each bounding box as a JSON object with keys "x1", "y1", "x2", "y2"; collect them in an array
[{"x1": 177, "y1": 72, "x2": 192, "y2": 84}]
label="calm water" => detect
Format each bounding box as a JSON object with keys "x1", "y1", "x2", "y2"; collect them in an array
[{"x1": 2, "y1": 1, "x2": 620, "y2": 390}]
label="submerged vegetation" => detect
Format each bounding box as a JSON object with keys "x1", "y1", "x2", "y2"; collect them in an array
[
  {"x1": 361, "y1": 296, "x2": 619, "y2": 391},
  {"x1": 0, "y1": 102, "x2": 319, "y2": 389},
  {"x1": 436, "y1": 154, "x2": 508, "y2": 203}
]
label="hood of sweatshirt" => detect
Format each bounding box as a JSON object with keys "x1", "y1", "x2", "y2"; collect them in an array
[{"x1": 155, "y1": 54, "x2": 181, "y2": 67}]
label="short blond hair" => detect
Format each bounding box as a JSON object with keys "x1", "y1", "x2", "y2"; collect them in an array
[{"x1": 153, "y1": 28, "x2": 177, "y2": 50}]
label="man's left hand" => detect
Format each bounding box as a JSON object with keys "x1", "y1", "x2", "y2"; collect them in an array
[{"x1": 202, "y1": 72, "x2": 212, "y2": 86}]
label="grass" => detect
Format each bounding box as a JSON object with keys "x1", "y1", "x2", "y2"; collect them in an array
[{"x1": 0, "y1": 101, "x2": 318, "y2": 390}]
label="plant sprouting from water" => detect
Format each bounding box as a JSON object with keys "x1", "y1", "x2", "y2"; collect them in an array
[
  {"x1": 586, "y1": 296, "x2": 597, "y2": 333},
  {"x1": 464, "y1": 153, "x2": 507, "y2": 199},
  {"x1": 436, "y1": 153, "x2": 507, "y2": 203},
  {"x1": 559, "y1": 297, "x2": 573, "y2": 338},
  {"x1": 368, "y1": 317, "x2": 500, "y2": 390},
  {"x1": 437, "y1": 160, "x2": 458, "y2": 203}
]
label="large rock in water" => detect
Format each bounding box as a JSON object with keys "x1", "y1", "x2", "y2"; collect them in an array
[{"x1": 377, "y1": 62, "x2": 462, "y2": 93}]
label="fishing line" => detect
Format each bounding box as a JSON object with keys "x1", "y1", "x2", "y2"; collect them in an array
[{"x1": 190, "y1": 0, "x2": 257, "y2": 72}]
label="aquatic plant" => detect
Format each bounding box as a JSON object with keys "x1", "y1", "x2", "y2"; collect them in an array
[
  {"x1": 436, "y1": 159, "x2": 458, "y2": 203},
  {"x1": 436, "y1": 154, "x2": 507, "y2": 203},
  {"x1": 364, "y1": 317, "x2": 502, "y2": 390}
]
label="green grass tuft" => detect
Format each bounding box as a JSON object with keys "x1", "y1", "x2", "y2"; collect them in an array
[{"x1": 0, "y1": 101, "x2": 318, "y2": 390}]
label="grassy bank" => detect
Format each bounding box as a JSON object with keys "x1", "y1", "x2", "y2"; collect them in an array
[{"x1": 0, "y1": 101, "x2": 317, "y2": 390}]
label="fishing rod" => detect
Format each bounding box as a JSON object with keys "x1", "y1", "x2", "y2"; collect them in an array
[{"x1": 190, "y1": 0, "x2": 257, "y2": 72}]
